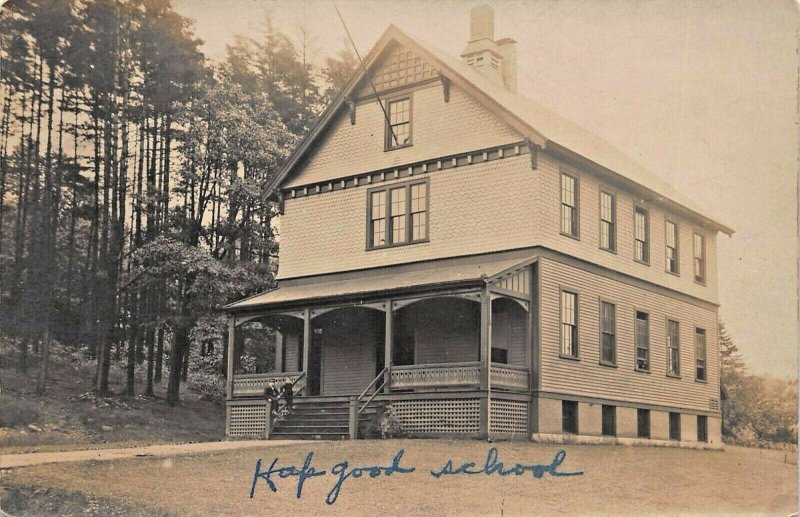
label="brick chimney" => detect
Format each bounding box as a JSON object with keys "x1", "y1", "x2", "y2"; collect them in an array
[{"x1": 460, "y1": 4, "x2": 517, "y2": 92}]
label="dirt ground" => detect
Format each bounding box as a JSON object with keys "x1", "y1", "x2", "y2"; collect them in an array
[{"x1": 1, "y1": 440, "x2": 796, "y2": 516}]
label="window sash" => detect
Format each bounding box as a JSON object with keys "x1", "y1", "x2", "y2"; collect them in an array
[
  {"x1": 561, "y1": 291, "x2": 578, "y2": 357},
  {"x1": 368, "y1": 182, "x2": 427, "y2": 248},
  {"x1": 666, "y1": 221, "x2": 678, "y2": 273},
  {"x1": 667, "y1": 320, "x2": 680, "y2": 376},
  {"x1": 694, "y1": 233, "x2": 705, "y2": 282},
  {"x1": 635, "y1": 311, "x2": 649, "y2": 370},
  {"x1": 695, "y1": 328, "x2": 707, "y2": 380},
  {"x1": 561, "y1": 174, "x2": 578, "y2": 236},
  {"x1": 600, "y1": 192, "x2": 615, "y2": 250},
  {"x1": 387, "y1": 98, "x2": 411, "y2": 148},
  {"x1": 600, "y1": 301, "x2": 616, "y2": 364},
  {"x1": 634, "y1": 209, "x2": 649, "y2": 262}
]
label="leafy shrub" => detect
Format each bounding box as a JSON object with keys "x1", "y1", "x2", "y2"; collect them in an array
[
  {"x1": 0, "y1": 397, "x2": 40, "y2": 427},
  {"x1": 186, "y1": 370, "x2": 226, "y2": 403},
  {"x1": 378, "y1": 404, "x2": 404, "y2": 439}
]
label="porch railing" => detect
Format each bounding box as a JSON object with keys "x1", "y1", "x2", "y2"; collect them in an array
[
  {"x1": 389, "y1": 362, "x2": 481, "y2": 390},
  {"x1": 490, "y1": 363, "x2": 529, "y2": 391},
  {"x1": 231, "y1": 371, "x2": 305, "y2": 397}
]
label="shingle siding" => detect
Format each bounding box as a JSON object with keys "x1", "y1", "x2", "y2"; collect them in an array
[
  {"x1": 284, "y1": 83, "x2": 521, "y2": 188},
  {"x1": 539, "y1": 256, "x2": 719, "y2": 413}
]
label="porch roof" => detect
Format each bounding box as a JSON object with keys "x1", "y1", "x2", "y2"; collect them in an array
[{"x1": 224, "y1": 250, "x2": 537, "y2": 312}]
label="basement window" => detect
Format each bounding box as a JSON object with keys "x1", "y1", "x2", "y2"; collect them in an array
[
  {"x1": 637, "y1": 408, "x2": 650, "y2": 438},
  {"x1": 669, "y1": 412, "x2": 681, "y2": 441},
  {"x1": 697, "y1": 415, "x2": 708, "y2": 442},
  {"x1": 562, "y1": 400, "x2": 578, "y2": 434},
  {"x1": 602, "y1": 405, "x2": 616, "y2": 437}
]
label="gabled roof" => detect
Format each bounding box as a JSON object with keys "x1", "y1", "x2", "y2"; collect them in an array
[{"x1": 267, "y1": 25, "x2": 733, "y2": 235}]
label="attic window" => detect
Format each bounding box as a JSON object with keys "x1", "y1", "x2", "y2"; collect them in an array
[{"x1": 385, "y1": 97, "x2": 412, "y2": 150}]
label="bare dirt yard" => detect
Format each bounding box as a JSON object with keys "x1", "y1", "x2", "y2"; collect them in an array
[{"x1": 1, "y1": 439, "x2": 796, "y2": 516}]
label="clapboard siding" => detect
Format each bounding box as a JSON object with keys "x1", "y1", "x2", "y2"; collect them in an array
[
  {"x1": 534, "y1": 152, "x2": 719, "y2": 304},
  {"x1": 283, "y1": 332, "x2": 300, "y2": 372},
  {"x1": 321, "y1": 312, "x2": 379, "y2": 395},
  {"x1": 539, "y1": 257, "x2": 719, "y2": 412},
  {"x1": 413, "y1": 299, "x2": 480, "y2": 364}
]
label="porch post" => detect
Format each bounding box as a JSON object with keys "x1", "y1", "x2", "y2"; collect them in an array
[
  {"x1": 479, "y1": 286, "x2": 492, "y2": 438},
  {"x1": 384, "y1": 300, "x2": 393, "y2": 393},
  {"x1": 302, "y1": 308, "x2": 311, "y2": 395},
  {"x1": 226, "y1": 317, "x2": 235, "y2": 400},
  {"x1": 275, "y1": 329, "x2": 284, "y2": 373}
]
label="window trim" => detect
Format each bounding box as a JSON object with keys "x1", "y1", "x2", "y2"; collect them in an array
[
  {"x1": 665, "y1": 219, "x2": 680, "y2": 276},
  {"x1": 365, "y1": 178, "x2": 429, "y2": 250},
  {"x1": 598, "y1": 189, "x2": 617, "y2": 253},
  {"x1": 598, "y1": 297, "x2": 617, "y2": 367},
  {"x1": 666, "y1": 317, "x2": 681, "y2": 378},
  {"x1": 633, "y1": 205, "x2": 650, "y2": 265},
  {"x1": 559, "y1": 170, "x2": 580, "y2": 240},
  {"x1": 559, "y1": 287, "x2": 580, "y2": 360},
  {"x1": 634, "y1": 308, "x2": 651, "y2": 373},
  {"x1": 695, "y1": 326, "x2": 708, "y2": 383},
  {"x1": 384, "y1": 95, "x2": 413, "y2": 151},
  {"x1": 693, "y1": 230, "x2": 707, "y2": 285}
]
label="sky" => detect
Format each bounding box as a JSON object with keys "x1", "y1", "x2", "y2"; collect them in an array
[{"x1": 173, "y1": 0, "x2": 799, "y2": 379}]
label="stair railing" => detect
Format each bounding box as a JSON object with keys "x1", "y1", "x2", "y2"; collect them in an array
[{"x1": 349, "y1": 366, "x2": 389, "y2": 439}]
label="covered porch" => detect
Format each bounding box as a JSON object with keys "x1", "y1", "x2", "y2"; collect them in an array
[{"x1": 223, "y1": 250, "x2": 537, "y2": 439}]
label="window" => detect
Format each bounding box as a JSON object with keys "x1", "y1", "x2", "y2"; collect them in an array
[
  {"x1": 367, "y1": 181, "x2": 427, "y2": 249},
  {"x1": 634, "y1": 207, "x2": 649, "y2": 263},
  {"x1": 695, "y1": 327, "x2": 707, "y2": 381},
  {"x1": 560, "y1": 173, "x2": 578, "y2": 237},
  {"x1": 694, "y1": 233, "x2": 706, "y2": 283},
  {"x1": 697, "y1": 415, "x2": 708, "y2": 442},
  {"x1": 637, "y1": 408, "x2": 650, "y2": 438},
  {"x1": 599, "y1": 191, "x2": 616, "y2": 251},
  {"x1": 560, "y1": 291, "x2": 578, "y2": 358},
  {"x1": 562, "y1": 400, "x2": 578, "y2": 434},
  {"x1": 667, "y1": 319, "x2": 680, "y2": 377},
  {"x1": 669, "y1": 412, "x2": 681, "y2": 441},
  {"x1": 666, "y1": 220, "x2": 679, "y2": 274},
  {"x1": 600, "y1": 301, "x2": 616, "y2": 365},
  {"x1": 602, "y1": 405, "x2": 616, "y2": 437},
  {"x1": 635, "y1": 311, "x2": 649, "y2": 371},
  {"x1": 385, "y1": 97, "x2": 411, "y2": 149}
]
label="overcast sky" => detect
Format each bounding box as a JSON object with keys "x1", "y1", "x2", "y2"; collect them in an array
[{"x1": 174, "y1": 0, "x2": 799, "y2": 379}]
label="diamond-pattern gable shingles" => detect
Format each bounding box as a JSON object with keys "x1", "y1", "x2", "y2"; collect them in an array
[{"x1": 358, "y1": 42, "x2": 439, "y2": 95}]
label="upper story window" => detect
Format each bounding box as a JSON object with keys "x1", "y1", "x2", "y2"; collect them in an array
[
  {"x1": 693, "y1": 232, "x2": 706, "y2": 284},
  {"x1": 367, "y1": 180, "x2": 428, "y2": 249},
  {"x1": 695, "y1": 327, "x2": 707, "y2": 381},
  {"x1": 666, "y1": 220, "x2": 679, "y2": 274},
  {"x1": 385, "y1": 97, "x2": 411, "y2": 150},
  {"x1": 600, "y1": 301, "x2": 616, "y2": 366},
  {"x1": 599, "y1": 191, "x2": 616, "y2": 252},
  {"x1": 634, "y1": 207, "x2": 649, "y2": 264},
  {"x1": 560, "y1": 173, "x2": 579, "y2": 238},
  {"x1": 667, "y1": 319, "x2": 680, "y2": 377},
  {"x1": 560, "y1": 290, "x2": 578, "y2": 358},
  {"x1": 635, "y1": 310, "x2": 650, "y2": 371}
]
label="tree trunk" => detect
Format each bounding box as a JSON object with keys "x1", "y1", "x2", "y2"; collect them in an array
[
  {"x1": 154, "y1": 325, "x2": 164, "y2": 383},
  {"x1": 35, "y1": 328, "x2": 49, "y2": 395},
  {"x1": 167, "y1": 324, "x2": 189, "y2": 406},
  {"x1": 144, "y1": 325, "x2": 155, "y2": 397}
]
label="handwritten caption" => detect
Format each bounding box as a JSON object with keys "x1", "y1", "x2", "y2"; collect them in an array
[{"x1": 249, "y1": 447, "x2": 584, "y2": 505}]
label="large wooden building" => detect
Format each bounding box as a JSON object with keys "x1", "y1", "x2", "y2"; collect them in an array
[{"x1": 223, "y1": 5, "x2": 732, "y2": 446}]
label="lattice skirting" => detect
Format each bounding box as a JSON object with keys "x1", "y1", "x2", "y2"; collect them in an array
[
  {"x1": 391, "y1": 398, "x2": 481, "y2": 435},
  {"x1": 228, "y1": 402, "x2": 267, "y2": 436},
  {"x1": 490, "y1": 399, "x2": 528, "y2": 435}
]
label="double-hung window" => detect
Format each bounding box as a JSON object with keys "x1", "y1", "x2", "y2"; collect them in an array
[
  {"x1": 635, "y1": 311, "x2": 650, "y2": 371},
  {"x1": 666, "y1": 221, "x2": 679, "y2": 274},
  {"x1": 560, "y1": 290, "x2": 578, "y2": 358},
  {"x1": 694, "y1": 233, "x2": 706, "y2": 283},
  {"x1": 667, "y1": 319, "x2": 680, "y2": 377},
  {"x1": 634, "y1": 207, "x2": 649, "y2": 263},
  {"x1": 695, "y1": 327, "x2": 707, "y2": 381},
  {"x1": 600, "y1": 301, "x2": 616, "y2": 365},
  {"x1": 385, "y1": 97, "x2": 411, "y2": 150},
  {"x1": 367, "y1": 180, "x2": 427, "y2": 249},
  {"x1": 599, "y1": 191, "x2": 615, "y2": 251},
  {"x1": 560, "y1": 173, "x2": 578, "y2": 237}
]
